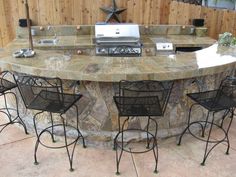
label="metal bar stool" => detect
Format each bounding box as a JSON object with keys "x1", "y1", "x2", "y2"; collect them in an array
[
  {"x1": 178, "y1": 76, "x2": 236, "y2": 165},
  {"x1": 113, "y1": 80, "x2": 173, "y2": 175},
  {"x1": 0, "y1": 71, "x2": 28, "y2": 134},
  {"x1": 15, "y1": 75, "x2": 86, "y2": 171}
]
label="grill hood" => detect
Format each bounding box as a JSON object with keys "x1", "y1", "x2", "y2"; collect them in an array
[
  {"x1": 95, "y1": 23, "x2": 140, "y2": 40},
  {"x1": 95, "y1": 23, "x2": 142, "y2": 57}
]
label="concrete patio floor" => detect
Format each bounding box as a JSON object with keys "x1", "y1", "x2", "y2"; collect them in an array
[{"x1": 0, "y1": 116, "x2": 236, "y2": 177}]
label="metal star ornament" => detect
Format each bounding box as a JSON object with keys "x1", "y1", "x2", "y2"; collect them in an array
[{"x1": 100, "y1": 0, "x2": 127, "y2": 23}]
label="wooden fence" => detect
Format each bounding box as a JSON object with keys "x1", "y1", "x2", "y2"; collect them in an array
[{"x1": 0, "y1": 0, "x2": 236, "y2": 47}]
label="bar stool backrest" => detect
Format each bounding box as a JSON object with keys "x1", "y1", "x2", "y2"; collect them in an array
[
  {"x1": 0, "y1": 71, "x2": 16, "y2": 91},
  {"x1": 0, "y1": 71, "x2": 10, "y2": 86},
  {"x1": 118, "y1": 80, "x2": 173, "y2": 116},
  {"x1": 15, "y1": 75, "x2": 64, "y2": 108},
  {"x1": 214, "y1": 76, "x2": 236, "y2": 109}
]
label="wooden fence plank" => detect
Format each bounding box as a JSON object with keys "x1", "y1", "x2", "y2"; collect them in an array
[
  {"x1": 176, "y1": 2, "x2": 190, "y2": 25},
  {"x1": 72, "y1": 0, "x2": 82, "y2": 24},
  {"x1": 221, "y1": 10, "x2": 235, "y2": 34},
  {"x1": 9, "y1": 0, "x2": 19, "y2": 32},
  {"x1": 168, "y1": 1, "x2": 178, "y2": 24},
  {"x1": 0, "y1": 0, "x2": 5, "y2": 47},
  {"x1": 119, "y1": 0, "x2": 128, "y2": 23},
  {"x1": 90, "y1": 0, "x2": 97, "y2": 24},
  {"x1": 215, "y1": 9, "x2": 224, "y2": 37},
  {"x1": 28, "y1": 0, "x2": 39, "y2": 25},
  {"x1": 160, "y1": 0, "x2": 171, "y2": 24},
  {"x1": 143, "y1": 0, "x2": 151, "y2": 25},
  {"x1": 139, "y1": 0, "x2": 144, "y2": 24},
  {"x1": 0, "y1": 0, "x2": 10, "y2": 46},
  {"x1": 132, "y1": 0, "x2": 141, "y2": 23},
  {"x1": 201, "y1": 7, "x2": 213, "y2": 37},
  {"x1": 53, "y1": 0, "x2": 60, "y2": 25},
  {"x1": 126, "y1": 0, "x2": 134, "y2": 23},
  {"x1": 54, "y1": 0, "x2": 72, "y2": 25},
  {"x1": 17, "y1": 0, "x2": 25, "y2": 19},
  {"x1": 82, "y1": 0, "x2": 92, "y2": 24},
  {"x1": 150, "y1": 0, "x2": 161, "y2": 24},
  {"x1": 188, "y1": 4, "x2": 201, "y2": 24},
  {"x1": 0, "y1": 29, "x2": 3, "y2": 47},
  {"x1": 208, "y1": 8, "x2": 218, "y2": 39},
  {"x1": 3, "y1": 0, "x2": 14, "y2": 42},
  {"x1": 38, "y1": 0, "x2": 54, "y2": 25}
]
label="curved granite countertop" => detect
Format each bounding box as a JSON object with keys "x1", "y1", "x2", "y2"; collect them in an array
[{"x1": 0, "y1": 41, "x2": 235, "y2": 82}]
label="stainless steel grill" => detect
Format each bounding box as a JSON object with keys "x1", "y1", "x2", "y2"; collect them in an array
[{"x1": 95, "y1": 23, "x2": 142, "y2": 57}]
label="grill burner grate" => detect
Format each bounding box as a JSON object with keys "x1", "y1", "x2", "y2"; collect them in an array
[
  {"x1": 96, "y1": 44, "x2": 142, "y2": 57},
  {"x1": 105, "y1": 45, "x2": 142, "y2": 57}
]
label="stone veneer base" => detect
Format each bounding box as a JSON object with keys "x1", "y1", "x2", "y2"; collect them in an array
[{"x1": 5, "y1": 70, "x2": 234, "y2": 147}]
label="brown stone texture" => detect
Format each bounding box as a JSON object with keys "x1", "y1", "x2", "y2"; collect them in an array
[{"x1": 4, "y1": 70, "x2": 234, "y2": 145}]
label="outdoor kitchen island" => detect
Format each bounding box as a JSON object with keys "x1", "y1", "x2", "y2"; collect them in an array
[{"x1": 0, "y1": 26, "x2": 235, "y2": 147}]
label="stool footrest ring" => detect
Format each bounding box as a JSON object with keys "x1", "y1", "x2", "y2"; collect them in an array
[
  {"x1": 186, "y1": 121, "x2": 228, "y2": 143},
  {"x1": 37, "y1": 124, "x2": 82, "y2": 149},
  {"x1": 114, "y1": 128, "x2": 157, "y2": 154}
]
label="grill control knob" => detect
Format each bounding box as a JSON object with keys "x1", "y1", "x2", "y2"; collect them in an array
[
  {"x1": 145, "y1": 49, "x2": 151, "y2": 53},
  {"x1": 77, "y1": 50, "x2": 82, "y2": 55},
  {"x1": 101, "y1": 48, "x2": 106, "y2": 53},
  {"x1": 98, "y1": 48, "x2": 107, "y2": 54},
  {"x1": 39, "y1": 26, "x2": 44, "y2": 31}
]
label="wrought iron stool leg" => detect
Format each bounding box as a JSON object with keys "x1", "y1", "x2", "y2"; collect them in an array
[
  {"x1": 16, "y1": 116, "x2": 28, "y2": 135},
  {"x1": 152, "y1": 117, "x2": 158, "y2": 173},
  {"x1": 116, "y1": 124, "x2": 125, "y2": 175},
  {"x1": 49, "y1": 112, "x2": 56, "y2": 143},
  {"x1": 77, "y1": 129, "x2": 86, "y2": 148},
  {"x1": 202, "y1": 111, "x2": 210, "y2": 138},
  {"x1": 113, "y1": 134, "x2": 118, "y2": 151},
  {"x1": 33, "y1": 111, "x2": 43, "y2": 165},
  {"x1": 153, "y1": 141, "x2": 158, "y2": 174},
  {"x1": 34, "y1": 140, "x2": 40, "y2": 165},
  {"x1": 225, "y1": 109, "x2": 234, "y2": 155},
  {"x1": 114, "y1": 116, "x2": 122, "y2": 150},
  {"x1": 12, "y1": 92, "x2": 28, "y2": 134},
  {"x1": 146, "y1": 117, "x2": 151, "y2": 149},
  {"x1": 225, "y1": 134, "x2": 231, "y2": 155},
  {"x1": 220, "y1": 109, "x2": 230, "y2": 128},
  {"x1": 0, "y1": 92, "x2": 28, "y2": 134},
  {"x1": 201, "y1": 112, "x2": 215, "y2": 166},
  {"x1": 74, "y1": 105, "x2": 86, "y2": 148},
  {"x1": 61, "y1": 115, "x2": 77, "y2": 172},
  {"x1": 115, "y1": 146, "x2": 123, "y2": 175},
  {"x1": 115, "y1": 117, "x2": 128, "y2": 175},
  {"x1": 178, "y1": 104, "x2": 196, "y2": 145},
  {"x1": 3, "y1": 93, "x2": 12, "y2": 122}
]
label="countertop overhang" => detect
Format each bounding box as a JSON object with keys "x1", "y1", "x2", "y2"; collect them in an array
[{"x1": 0, "y1": 39, "x2": 236, "y2": 82}]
